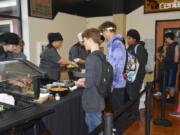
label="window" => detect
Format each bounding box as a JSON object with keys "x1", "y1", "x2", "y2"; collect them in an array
[
  {"x1": 0, "y1": 20, "x2": 13, "y2": 34},
  {"x1": 0, "y1": 0, "x2": 22, "y2": 36}
]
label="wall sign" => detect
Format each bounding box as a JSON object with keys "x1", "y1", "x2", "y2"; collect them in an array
[
  {"x1": 29, "y1": 0, "x2": 52, "y2": 19},
  {"x1": 144, "y1": 0, "x2": 180, "y2": 13}
]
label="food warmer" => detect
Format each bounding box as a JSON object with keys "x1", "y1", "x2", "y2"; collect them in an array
[{"x1": 0, "y1": 59, "x2": 47, "y2": 112}]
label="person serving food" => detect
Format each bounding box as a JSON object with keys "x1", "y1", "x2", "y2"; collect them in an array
[{"x1": 39, "y1": 32, "x2": 77, "y2": 84}]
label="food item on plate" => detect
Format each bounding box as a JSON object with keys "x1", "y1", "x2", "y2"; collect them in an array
[
  {"x1": 49, "y1": 87, "x2": 68, "y2": 91},
  {"x1": 21, "y1": 86, "x2": 34, "y2": 94},
  {"x1": 66, "y1": 64, "x2": 76, "y2": 68},
  {"x1": 0, "y1": 105, "x2": 4, "y2": 112}
]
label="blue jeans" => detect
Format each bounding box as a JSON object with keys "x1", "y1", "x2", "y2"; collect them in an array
[
  {"x1": 166, "y1": 68, "x2": 177, "y2": 89},
  {"x1": 85, "y1": 112, "x2": 103, "y2": 135}
]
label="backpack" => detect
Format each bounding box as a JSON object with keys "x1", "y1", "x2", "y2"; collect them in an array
[
  {"x1": 111, "y1": 38, "x2": 139, "y2": 83},
  {"x1": 124, "y1": 46, "x2": 140, "y2": 83},
  {"x1": 93, "y1": 52, "x2": 113, "y2": 98},
  {"x1": 135, "y1": 44, "x2": 154, "y2": 73}
]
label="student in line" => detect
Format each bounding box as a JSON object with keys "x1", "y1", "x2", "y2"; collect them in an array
[
  {"x1": 154, "y1": 41, "x2": 168, "y2": 97},
  {"x1": 163, "y1": 32, "x2": 179, "y2": 104},
  {"x1": 75, "y1": 28, "x2": 105, "y2": 135},
  {"x1": 99, "y1": 21, "x2": 127, "y2": 135},
  {"x1": 126, "y1": 29, "x2": 148, "y2": 120}
]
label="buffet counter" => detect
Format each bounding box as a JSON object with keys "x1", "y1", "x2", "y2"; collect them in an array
[
  {"x1": 0, "y1": 103, "x2": 53, "y2": 134},
  {"x1": 42, "y1": 89, "x2": 87, "y2": 135},
  {"x1": 0, "y1": 89, "x2": 87, "y2": 135},
  {"x1": 0, "y1": 60, "x2": 87, "y2": 135}
]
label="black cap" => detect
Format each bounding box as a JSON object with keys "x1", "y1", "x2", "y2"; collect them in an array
[
  {"x1": 48, "y1": 32, "x2": 63, "y2": 43},
  {"x1": 127, "y1": 29, "x2": 140, "y2": 42},
  {"x1": 1, "y1": 32, "x2": 19, "y2": 45}
]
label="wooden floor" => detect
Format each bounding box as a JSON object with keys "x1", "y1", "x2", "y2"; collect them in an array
[
  {"x1": 124, "y1": 97, "x2": 180, "y2": 135},
  {"x1": 41, "y1": 94, "x2": 180, "y2": 135}
]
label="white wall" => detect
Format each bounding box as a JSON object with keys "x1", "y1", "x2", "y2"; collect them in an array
[
  {"x1": 126, "y1": 6, "x2": 180, "y2": 58},
  {"x1": 86, "y1": 16, "x2": 113, "y2": 28},
  {"x1": 28, "y1": 13, "x2": 86, "y2": 65},
  {"x1": 21, "y1": 0, "x2": 113, "y2": 65},
  {"x1": 87, "y1": 16, "x2": 113, "y2": 54},
  {"x1": 126, "y1": 6, "x2": 180, "y2": 40},
  {"x1": 126, "y1": 6, "x2": 180, "y2": 81},
  {"x1": 21, "y1": 0, "x2": 30, "y2": 60},
  {"x1": 25, "y1": 13, "x2": 112, "y2": 65},
  {"x1": 22, "y1": 2, "x2": 180, "y2": 66}
]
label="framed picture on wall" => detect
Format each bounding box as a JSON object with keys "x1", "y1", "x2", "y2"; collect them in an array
[
  {"x1": 0, "y1": 20, "x2": 13, "y2": 35},
  {"x1": 144, "y1": 0, "x2": 180, "y2": 13},
  {"x1": 29, "y1": 0, "x2": 52, "y2": 19}
]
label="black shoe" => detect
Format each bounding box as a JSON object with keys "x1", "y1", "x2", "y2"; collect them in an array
[
  {"x1": 166, "y1": 97, "x2": 175, "y2": 104},
  {"x1": 128, "y1": 114, "x2": 140, "y2": 121}
]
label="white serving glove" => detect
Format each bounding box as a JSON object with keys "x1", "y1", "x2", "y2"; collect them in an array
[{"x1": 73, "y1": 58, "x2": 80, "y2": 63}]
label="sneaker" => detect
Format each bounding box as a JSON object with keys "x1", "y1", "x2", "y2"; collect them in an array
[
  {"x1": 139, "y1": 102, "x2": 145, "y2": 110},
  {"x1": 169, "y1": 111, "x2": 180, "y2": 117},
  {"x1": 112, "y1": 128, "x2": 116, "y2": 135},
  {"x1": 153, "y1": 91, "x2": 162, "y2": 97}
]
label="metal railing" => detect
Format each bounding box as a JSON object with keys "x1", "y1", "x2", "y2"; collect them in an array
[
  {"x1": 153, "y1": 72, "x2": 172, "y2": 127},
  {"x1": 89, "y1": 82, "x2": 153, "y2": 135}
]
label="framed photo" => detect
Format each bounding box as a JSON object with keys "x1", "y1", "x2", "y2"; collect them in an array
[
  {"x1": 29, "y1": 0, "x2": 52, "y2": 19},
  {"x1": 144, "y1": 0, "x2": 180, "y2": 13},
  {"x1": 0, "y1": 20, "x2": 13, "y2": 35}
]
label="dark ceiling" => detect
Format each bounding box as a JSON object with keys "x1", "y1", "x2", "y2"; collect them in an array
[
  {"x1": 53, "y1": 0, "x2": 143, "y2": 18},
  {"x1": 53, "y1": 0, "x2": 113, "y2": 17},
  {"x1": 0, "y1": 0, "x2": 144, "y2": 19}
]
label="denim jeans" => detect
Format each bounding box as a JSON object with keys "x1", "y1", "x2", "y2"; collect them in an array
[{"x1": 85, "y1": 112, "x2": 103, "y2": 135}]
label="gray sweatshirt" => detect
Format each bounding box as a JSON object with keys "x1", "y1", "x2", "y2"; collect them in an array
[{"x1": 82, "y1": 50, "x2": 105, "y2": 112}]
